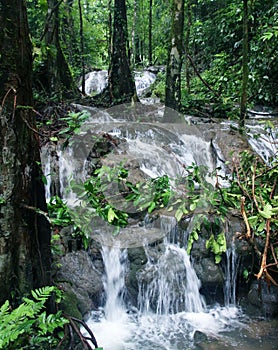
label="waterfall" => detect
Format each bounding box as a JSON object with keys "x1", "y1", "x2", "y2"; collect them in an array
[
  {"x1": 102, "y1": 247, "x2": 128, "y2": 322},
  {"x1": 224, "y1": 242, "x2": 239, "y2": 306},
  {"x1": 138, "y1": 243, "x2": 206, "y2": 315},
  {"x1": 41, "y1": 146, "x2": 51, "y2": 201},
  {"x1": 247, "y1": 123, "x2": 278, "y2": 164},
  {"x1": 82, "y1": 69, "x2": 156, "y2": 97},
  {"x1": 40, "y1": 105, "x2": 257, "y2": 349}
]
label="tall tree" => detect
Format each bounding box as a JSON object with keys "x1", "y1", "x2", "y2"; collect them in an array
[
  {"x1": 0, "y1": 0, "x2": 51, "y2": 303},
  {"x1": 148, "y1": 0, "x2": 153, "y2": 65},
  {"x1": 108, "y1": 0, "x2": 138, "y2": 103},
  {"x1": 131, "y1": 0, "x2": 141, "y2": 65},
  {"x1": 78, "y1": 0, "x2": 86, "y2": 95},
  {"x1": 240, "y1": 0, "x2": 249, "y2": 128},
  {"x1": 41, "y1": 0, "x2": 77, "y2": 97},
  {"x1": 165, "y1": 0, "x2": 185, "y2": 112},
  {"x1": 185, "y1": 0, "x2": 192, "y2": 92}
]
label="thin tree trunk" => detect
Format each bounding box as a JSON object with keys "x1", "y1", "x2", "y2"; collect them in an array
[
  {"x1": 78, "y1": 0, "x2": 86, "y2": 95},
  {"x1": 165, "y1": 0, "x2": 185, "y2": 113},
  {"x1": 185, "y1": 0, "x2": 192, "y2": 92},
  {"x1": 240, "y1": 0, "x2": 249, "y2": 128},
  {"x1": 0, "y1": 0, "x2": 51, "y2": 303},
  {"x1": 132, "y1": 0, "x2": 141, "y2": 65},
  {"x1": 108, "y1": 0, "x2": 113, "y2": 59},
  {"x1": 42, "y1": 0, "x2": 77, "y2": 97},
  {"x1": 148, "y1": 0, "x2": 153, "y2": 65}
]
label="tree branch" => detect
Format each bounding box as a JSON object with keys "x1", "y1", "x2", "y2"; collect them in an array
[{"x1": 187, "y1": 54, "x2": 221, "y2": 98}]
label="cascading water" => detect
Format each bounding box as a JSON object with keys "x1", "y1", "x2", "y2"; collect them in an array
[
  {"x1": 82, "y1": 69, "x2": 156, "y2": 97},
  {"x1": 85, "y1": 239, "x2": 244, "y2": 350},
  {"x1": 138, "y1": 243, "x2": 206, "y2": 315},
  {"x1": 42, "y1": 103, "x2": 278, "y2": 349},
  {"x1": 224, "y1": 241, "x2": 239, "y2": 306},
  {"x1": 102, "y1": 247, "x2": 128, "y2": 321}
]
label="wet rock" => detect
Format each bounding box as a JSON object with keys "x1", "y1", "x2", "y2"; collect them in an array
[
  {"x1": 56, "y1": 251, "x2": 103, "y2": 317},
  {"x1": 126, "y1": 247, "x2": 148, "y2": 303},
  {"x1": 248, "y1": 281, "x2": 278, "y2": 317},
  {"x1": 193, "y1": 330, "x2": 208, "y2": 344}
]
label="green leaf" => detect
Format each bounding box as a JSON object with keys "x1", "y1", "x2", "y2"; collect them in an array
[
  {"x1": 215, "y1": 255, "x2": 222, "y2": 264},
  {"x1": 175, "y1": 207, "x2": 184, "y2": 221},
  {"x1": 259, "y1": 203, "x2": 273, "y2": 219},
  {"x1": 107, "y1": 207, "x2": 116, "y2": 223}
]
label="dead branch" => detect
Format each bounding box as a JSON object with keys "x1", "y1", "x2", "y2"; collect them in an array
[
  {"x1": 240, "y1": 196, "x2": 251, "y2": 238},
  {"x1": 251, "y1": 161, "x2": 260, "y2": 211},
  {"x1": 187, "y1": 54, "x2": 221, "y2": 98},
  {"x1": 255, "y1": 219, "x2": 270, "y2": 280}
]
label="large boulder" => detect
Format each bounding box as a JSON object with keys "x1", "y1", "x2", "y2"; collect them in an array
[{"x1": 56, "y1": 250, "x2": 104, "y2": 317}]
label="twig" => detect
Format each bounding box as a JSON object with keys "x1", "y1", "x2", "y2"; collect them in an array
[
  {"x1": 20, "y1": 114, "x2": 46, "y2": 138},
  {"x1": 21, "y1": 204, "x2": 51, "y2": 223},
  {"x1": 255, "y1": 219, "x2": 270, "y2": 280},
  {"x1": 63, "y1": 315, "x2": 98, "y2": 349},
  {"x1": 251, "y1": 161, "x2": 260, "y2": 211},
  {"x1": 69, "y1": 316, "x2": 98, "y2": 348},
  {"x1": 270, "y1": 243, "x2": 278, "y2": 266},
  {"x1": 233, "y1": 157, "x2": 252, "y2": 201},
  {"x1": 240, "y1": 196, "x2": 251, "y2": 238},
  {"x1": 187, "y1": 54, "x2": 221, "y2": 98}
]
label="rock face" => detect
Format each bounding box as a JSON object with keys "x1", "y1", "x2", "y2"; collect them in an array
[
  {"x1": 55, "y1": 250, "x2": 104, "y2": 317},
  {"x1": 247, "y1": 281, "x2": 278, "y2": 317}
]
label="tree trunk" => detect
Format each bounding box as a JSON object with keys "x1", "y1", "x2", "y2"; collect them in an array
[
  {"x1": 131, "y1": 0, "x2": 141, "y2": 65},
  {"x1": 240, "y1": 0, "x2": 249, "y2": 128},
  {"x1": 148, "y1": 0, "x2": 153, "y2": 65},
  {"x1": 0, "y1": 0, "x2": 51, "y2": 304},
  {"x1": 78, "y1": 0, "x2": 86, "y2": 95},
  {"x1": 165, "y1": 0, "x2": 185, "y2": 113},
  {"x1": 108, "y1": 0, "x2": 138, "y2": 103},
  {"x1": 185, "y1": 0, "x2": 192, "y2": 92},
  {"x1": 41, "y1": 0, "x2": 77, "y2": 97}
]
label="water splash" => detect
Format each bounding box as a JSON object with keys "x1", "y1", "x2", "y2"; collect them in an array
[
  {"x1": 85, "y1": 242, "x2": 244, "y2": 350},
  {"x1": 138, "y1": 243, "x2": 206, "y2": 315}
]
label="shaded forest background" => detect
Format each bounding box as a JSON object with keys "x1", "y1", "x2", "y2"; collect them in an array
[{"x1": 27, "y1": 0, "x2": 278, "y2": 114}]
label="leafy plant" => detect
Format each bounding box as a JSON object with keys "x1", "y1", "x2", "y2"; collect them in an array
[
  {"x1": 83, "y1": 164, "x2": 172, "y2": 230},
  {"x1": 59, "y1": 110, "x2": 90, "y2": 137},
  {"x1": 0, "y1": 286, "x2": 68, "y2": 350},
  {"x1": 227, "y1": 149, "x2": 278, "y2": 283}
]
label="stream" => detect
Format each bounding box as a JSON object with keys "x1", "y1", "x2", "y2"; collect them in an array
[{"x1": 42, "y1": 72, "x2": 278, "y2": 350}]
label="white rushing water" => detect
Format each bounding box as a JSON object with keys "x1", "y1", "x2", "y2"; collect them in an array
[
  {"x1": 82, "y1": 69, "x2": 156, "y2": 97},
  {"x1": 84, "y1": 241, "x2": 244, "y2": 350},
  {"x1": 40, "y1": 104, "x2": 278, "y2": 349}
]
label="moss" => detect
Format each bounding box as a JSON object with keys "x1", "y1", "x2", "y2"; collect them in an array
[{"x1": 60, "y1": 290, "x2": 82, "y2": 320}]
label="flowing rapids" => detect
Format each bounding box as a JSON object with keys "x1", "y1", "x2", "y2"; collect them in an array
[
  {"x1": 41, "y1": 101, "x2": 278, "y2": 349},
  {"x1": 84, "y1": 243, "x2": 245, "y2": 350}
]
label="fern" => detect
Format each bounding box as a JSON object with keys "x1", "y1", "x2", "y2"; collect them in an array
[{"x1": 0, "y1": 286, "x2": 68, "y2": 350}]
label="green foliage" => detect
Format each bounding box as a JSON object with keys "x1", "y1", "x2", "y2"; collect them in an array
[
  {"x1": 59, "y1": 111, "x2": 90, "y2": 136},
  {"x1": 182, "y1": 0, "x2": 278, "y2": 115},
  {"x1": 47, "y1": 195, "x2": 90, "y2": 249},
  {"x1": 47, "y1": 196, "x2": 74, "y2": 227},
  {"x1": 206, "y1": 231, "x2": 227, "y2": 264},
  {"x1": 83, "y1": 165, "x2": 171, "y2": 229},
  {"x1": 229, "y1": 149, "x2": 278, "y2": 237},
  {"x1": 0, "y1": 286, "x2": 68, "y2": 350}
]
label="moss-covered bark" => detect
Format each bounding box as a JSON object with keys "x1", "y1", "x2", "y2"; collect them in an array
[{"x1": 0, "y1": 0, "x2": 51, "y2": 304}]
